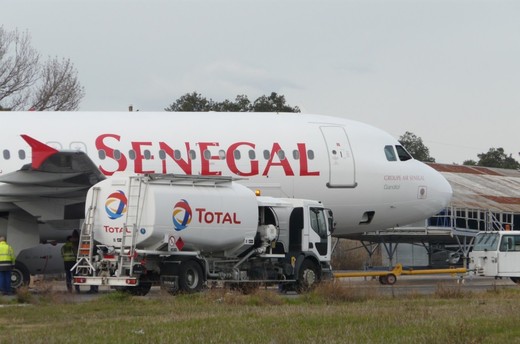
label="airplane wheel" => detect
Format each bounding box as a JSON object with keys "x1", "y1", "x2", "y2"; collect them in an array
[
  {"x1": 179, "y1": 260, "x2": 204, "y2": 293},
  {"x1": 11, "y1": 263, "x2": 30, "y2": 289}
]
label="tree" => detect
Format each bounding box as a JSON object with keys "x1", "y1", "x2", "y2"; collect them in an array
[
  {"x1": 251, "y1": 92, "x2": 300, "y2": 113},
  {"x1": 164, "y1": 91, "x2": 215, "y2": 112},
  {"x1": 398, "y1": 131, "x2": 435, "y2": 162},
  {"x1": 464, "y1": 147, "x2": 520, "y2": 169},
  {"x1": 165, "y1": 92, "x2": 300, "y2": 113},
  {"x1": 0, "y1": 26, "x2": 84, "y2": 111}
]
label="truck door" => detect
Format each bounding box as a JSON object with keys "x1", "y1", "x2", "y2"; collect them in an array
[
  {"x1": 320, "y1": 126, "x2": 357, "y2": 188},
  {"x1": 307, "y1": 207, "x2": 330, "y2": 260},
  {"x1": 497, "y1": 235, "x2": 520, "y2": 275}
]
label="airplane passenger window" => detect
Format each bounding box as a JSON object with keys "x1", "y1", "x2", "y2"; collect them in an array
[
  {"x1": 308, "y1": 150, "x2": 315, "y2": 160},
  {"x1": 293, "y1": 150, "x2": 300, "y2": 160},
  {"x1": 159, "y1": 150, "x2": 166, "y2": 160},
  {"x1": 263, "y1": 150, "x2": 270, "y2": 160},
  {"x1": 203, "y1": 150, "x2": 211, "y2": 160},
  {"x1": 277, "y1": 150, "x2": 285, "y2": 160},
  {"x1": 234, "y1": 150, "x2": 241, "y2": 160},
  {"x1": 219, "y1": 150, "x2": 226, "y2": 160},
  {"x1": 384, "y1": 145, "x2": 397, "y2": 161},
  {"x1": 18, "y1": 150, "x2": 26, "y2": 160},
  {"x1": 395, "y1": 145, "x2": 412, "y2": 161},
  {"x1": 128, "y1": 150, "x2": 136, "y2": 160},
  {"x1": 174, "y1": 150, "x2": 181, "y2": 160},
  {"x1": 189, "y1": 150, "x2": 197, "y2": 159},
  {"x1": 248, "y1": 150, "x2": 255, "y2": 160},
  {"x1": 144, "y1": 150, "x2": 151, "y2": 160},
  {"x1": 114, "y1": 150, "x2": 121, "y2": 160},
  {"x1": 3, "y1": 150, "x2": 10, "y2": 160},
  {"x1": 98, "y1": 150, "x2": 106, "y2": 160}
]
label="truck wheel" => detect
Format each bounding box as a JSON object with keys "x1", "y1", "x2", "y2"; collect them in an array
[
  {"x1": 127, "y1": 281, "x2": 152, "y2": 296},
  {"x1": 179, "y1": 260, "x2": 203, "y2": 293},
  {"x1": 296, "y1": 259, "x2": 320, "y2": 293},
  {"x1": 11, "y1": 263, "x2": 30, "y2": 289}
]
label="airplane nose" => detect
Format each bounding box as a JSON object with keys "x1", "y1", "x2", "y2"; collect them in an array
[{"x1": 424, "y1": 163, "x2": 453, "y2": 211}]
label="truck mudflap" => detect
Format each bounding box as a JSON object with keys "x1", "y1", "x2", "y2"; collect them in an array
[
  {"x1": 160, "y1": 275, "x2": 179, "y2": 294},
  {"x1": 73, "y1": 276, "x2": 138, "y2": 287}
]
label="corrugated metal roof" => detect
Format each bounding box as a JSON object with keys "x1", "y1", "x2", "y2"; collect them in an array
[{"x1": 428, "y1": 163, "x2": 520, "y2": 212}]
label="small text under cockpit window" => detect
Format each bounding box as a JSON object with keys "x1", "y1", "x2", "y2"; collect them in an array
[
  {"x1": 395, "y1": 145, "x2": 412, "y2": 161},
  {"x1": 384, "y1": 145, "x2": 397, "y2": 161}
]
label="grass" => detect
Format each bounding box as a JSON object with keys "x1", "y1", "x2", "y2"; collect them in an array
[{"x1": 1, "y1": 282, "x2": 520, "y2": 343}]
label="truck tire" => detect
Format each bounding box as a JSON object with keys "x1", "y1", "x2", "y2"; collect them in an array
[
  {"x1": 11, "y1": 263, "x2": 30, "y2": 289},
  {"x1": 296, "y1": 259, "x2": 320, "y2": 293},
  {"x1": 179, "y1": 260, "x2": 203, "y2": 293}
]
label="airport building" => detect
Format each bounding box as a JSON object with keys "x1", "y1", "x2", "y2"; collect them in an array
[{"x1": 346, "y1": 163, "x2": 520, "y2": 268}]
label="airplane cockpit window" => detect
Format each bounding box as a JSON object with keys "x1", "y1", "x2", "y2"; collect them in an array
[
  {"x1": 129, "y1": 150, "x2": 136, "y2": 160},
  {"x1": 293, "y1": 150, "x2": 300, "y2": 160},
  {"x1": 3, "y1": 150, "x2": 10, "y2": 160},
  {"x1": 384, "y1": 145, "x2": 397, "y2": 161},
  {"x1": 395, "y1": 145, "x2": 412, "y2": 161},
  {"x1": 98, "y1": 149, "x2": 106, "y2": 160},
  {"x1": 18, "y1": 150, "x2": 26, "y2": 160},
  {"x1": 234, "y1": 150, "x2": 241, "y2": 160}
]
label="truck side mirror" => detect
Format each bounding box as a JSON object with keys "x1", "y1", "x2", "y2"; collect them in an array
[{"x1": 327, "y1": 209, "x2": 335, "y2": 234}]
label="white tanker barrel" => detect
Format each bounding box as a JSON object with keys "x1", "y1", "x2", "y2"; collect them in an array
[{"x1": 86, "y1": 176, "x2": 260, "y2": 253}]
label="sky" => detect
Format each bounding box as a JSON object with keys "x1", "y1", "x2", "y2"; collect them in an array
[{"x1": 2, "y1": 0, "x2": 519, "y2": 164}]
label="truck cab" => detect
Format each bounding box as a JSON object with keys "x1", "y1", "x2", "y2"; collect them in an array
[{"x1": 469, "y1": 231, "x2": 520, "y2": 283}]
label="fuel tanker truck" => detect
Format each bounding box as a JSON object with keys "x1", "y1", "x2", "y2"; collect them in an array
[{"x1": 73, "y1": 174, "x2": 333, "y2": 295}]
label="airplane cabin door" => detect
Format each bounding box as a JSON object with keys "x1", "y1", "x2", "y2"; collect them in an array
[{"x1": 320, "y1": 126, "x2": 357, "y2": 188}]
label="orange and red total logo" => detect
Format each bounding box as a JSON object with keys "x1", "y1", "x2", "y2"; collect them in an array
[
  {"x1": 105, "y1": 190, "x2": 127, "y2": 220},
  {"x1": 172, "y1": 199, "x2": 192, "y2": 231}
]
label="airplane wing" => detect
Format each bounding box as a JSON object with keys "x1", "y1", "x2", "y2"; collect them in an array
[{"x1": 0, "y1": 135, "x2": 105, "y2": 225}]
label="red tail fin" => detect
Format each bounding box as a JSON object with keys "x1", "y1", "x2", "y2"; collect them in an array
[{"x1": 21, "y1": 135, "x2": 59, "y2": 169}]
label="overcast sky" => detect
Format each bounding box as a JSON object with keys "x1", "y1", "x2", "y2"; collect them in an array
[{"x1": 2, "y1": 0, "x2": 519, "y2": 164}]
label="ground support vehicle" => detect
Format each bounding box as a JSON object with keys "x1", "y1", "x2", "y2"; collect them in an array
[
  {"x1": 73, "y1": 174, "x2": 333, "y2": 295},
  {"x1": 469, "y1": 230, "x2": 520, "y2": 284},
  {"x1": 334, "y1": 264, "x2": 467, "y2": 285}
]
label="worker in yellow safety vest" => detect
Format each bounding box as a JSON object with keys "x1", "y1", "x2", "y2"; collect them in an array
[
  {"x1": 61, "y1": 235, "x2": 80, "y2": 293},
  {"x1": 0, "y1": 236, "x2": 15, "y2": 295}
]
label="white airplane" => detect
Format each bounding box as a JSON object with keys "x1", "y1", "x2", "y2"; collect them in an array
[{"x1": 0, "y1": 111, "x2": 452, "y2": 286}]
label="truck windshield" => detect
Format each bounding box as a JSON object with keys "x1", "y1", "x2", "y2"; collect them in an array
[{"x1": 473, "y1": 233, "x2": 500, "y2": 251}]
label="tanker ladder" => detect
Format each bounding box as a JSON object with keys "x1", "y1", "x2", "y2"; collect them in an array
[
  {"x1": 72, "y1": 186, "x2": 100, "y2": 276},
  {"x1": 334, "y1": 264, "x2": 467, "y2": 285},
  {"x1": 117, "y1": 175, "x2": 145, "y2": 277}
]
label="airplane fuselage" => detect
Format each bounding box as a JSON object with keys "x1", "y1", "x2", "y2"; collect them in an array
[{"x1": 0, "y1": 112, "x2": 452, "y2": 237}]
